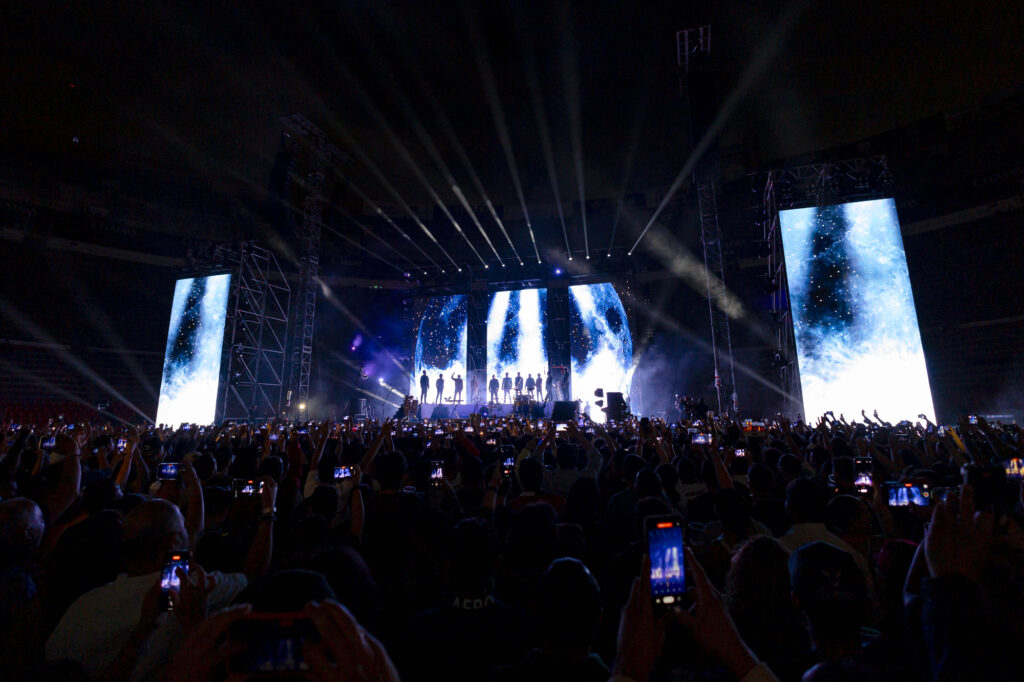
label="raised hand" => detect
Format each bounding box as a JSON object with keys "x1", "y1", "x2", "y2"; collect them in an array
[
  {"x1": 303, "y1": 600, "x2": 399, "y2": 682},
  {"x1": 924, "y1": 485, "x2": 994, "y2": 582},
  {"x1": 613, "y1": 555, "x2": 664, "y2": 682},
  {"x1": 171, "y1": 565, "x2": 219, "y2": 633},
  {"x1": 674, "y1": 547, "x2": 761, "y2": 680}
]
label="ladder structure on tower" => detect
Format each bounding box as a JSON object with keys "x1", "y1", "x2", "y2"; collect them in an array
[
  {"x1": 279, "y1": 114, "x2": 348, "y2": 414},
  {"x1": 697, "y1": 180, "x2": 738, "y2": 416}
]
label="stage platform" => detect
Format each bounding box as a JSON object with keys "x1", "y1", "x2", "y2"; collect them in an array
[{"x1": 416, "y1": 401, "x2": 557, "y2": 420}]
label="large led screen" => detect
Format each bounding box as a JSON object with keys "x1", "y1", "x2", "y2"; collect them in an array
[
  {"x1": 569, "y1": 283, "x2": 634, "y2": 422},
  {"x1": 486, "y1": 288, "x2": 548, "y2": 402},
  {"x1": 410, "y1": 295, "x2": 468, "y2": 404},
  {"x1": 156, "y1": 274, "x2": 232, "y2": 426},
  {"x1": 779, "y1": 198, "x2": 934, "y2": 421}
]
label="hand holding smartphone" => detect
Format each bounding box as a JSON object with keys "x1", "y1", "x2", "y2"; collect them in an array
[
  {"x1": 160, "y1": 550, "x2": 190, "y2": 612},
  {"x1": 645, "y1": 516, "x2": 686, "y2": 609}
]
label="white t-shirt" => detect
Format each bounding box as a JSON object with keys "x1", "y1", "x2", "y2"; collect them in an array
[{"x1": 46, "y1": 570, "x2": 247, "y2": 681}]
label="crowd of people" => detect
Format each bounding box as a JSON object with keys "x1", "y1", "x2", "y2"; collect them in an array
[{"x1": 1, "y1": 407, "x2": 1022, "y2": 681}]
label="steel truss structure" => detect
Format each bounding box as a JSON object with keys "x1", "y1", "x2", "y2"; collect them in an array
[
  {"x1": 697, "y1": 180, "x2": 739, "y2": 415},
  {"x1": 280, "y1": 114, "x2": 348, "y2": 414},
  {"x1": 219, "y1": 242, "x2": 291, "y2": 422},
  {"x1": 760, "y1": 155, "x2": 892, "y2": 416}
]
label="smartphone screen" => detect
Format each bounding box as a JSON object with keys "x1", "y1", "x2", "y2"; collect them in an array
[
  {"x1": 228, "y1": 613, "x2": 317, "y2": 674},
  {"x1": 1003, "y1": 458, "x2": 1023, "y2": 480},
  {"x1": 969, "y1": 415, "x2": 978, "y2": 425},
  {"x1": 646, "y1": 517, "x2": 686, "y2": 608},
  {"x1": 116, "y1": 438, "x2": 127, "y2": 451},
  {"x1": 886, "y1": 481, "x2": 931, "y2": 507},
  {"x1": 854, "y1": 472, "x2": 873, "y2": 496},
  {"x1": 182, "y1": 424, "x2": 191, "y2": 431},
  {"x1": 430, "y1": 460, "x2": 444, "y2": 487},
  {"x1": 464, "y1": 426, "x2": 474, "y2": 433},
  {"x1": 157, "y1": 462, "x2": 181, "y2": 481},
  {"x1": 555, "y1": 423, "x2": 567, "y2": 433},
  {"x1": 502, "y1": 457, "x2": 515, "y2": 477},
  {"x1": 734, "y1": 448, "x2": 746, "y2": 457},
  {"x1": 434, "y1": 429, "x2": 444, "y2": 436},
  {"x1": 160, "y1": 551, "x2": 190, "y2": 611},
  {"x1": 692, "y1": 433, "x2": 712, "y2": 445},
  {"x1": 42, "y1": 437, "x2": 56, "y2": 449},
  {"x1": 268, "y1": 434, "x2": 279, "y2": 442},
  {"x1": 234, "y1": 479, "x2": 263, "y2": 497},
  {"x1": 334, "y1": 466, "x2": 352, "y2": 480},
  {"x1": 486, "y1": 438, "x2": 497, "y2": 446}
]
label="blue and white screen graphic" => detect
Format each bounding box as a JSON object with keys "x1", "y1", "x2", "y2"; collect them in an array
[
  {"x1": 410, "y1": 295, "x2": 468, "y2": 403},
  {"x1": 486, "y1": 288, "x2": 548, "y2": 402},
  {"x1": 569, "y1": 283, "x2": 634, "y2": 422},
  {"x1": 156, "y1": 274, "x2": 232, "y2": 426},
  {"x1": 779, "y1": 198, "x2": 934, "y2": 421}
]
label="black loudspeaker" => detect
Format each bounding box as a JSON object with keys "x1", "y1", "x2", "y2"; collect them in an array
[
  {"x1": 551, "y1": 401, "x2": 578, "y2": 421},
  {"x1": 606, "y1": 392, "x2": 628, "y2": 421},
  {"x1": 430, "y1": 404, "x2": 451, "y2": 419}
]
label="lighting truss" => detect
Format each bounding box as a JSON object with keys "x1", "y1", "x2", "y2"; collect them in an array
[{"x1": 219, "y1": 243, "x2": 291, "y2": 422}]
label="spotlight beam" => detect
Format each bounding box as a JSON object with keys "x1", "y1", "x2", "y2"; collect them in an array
[
  {"x1": 517, "y1": 7, "x2": 572, "y2": 259},
  {"x1": 337, "y1": 205, "x2": 420, "y2": 270},
  {"x1": 608, "y1": 66, "x2": 654, "y2": 255},
  {"x1": 287, "y1": 13, "x2": 458, "y2": 272},
  {"x1": 328, "y1": 115, "x2": 453, "y2": 270},
  {"x1": 463, "y1": 2, "x2": 541, "y2": 263},
  {"x1": 322, "y1": 222, "x2": 405, "y2": 275},
  {"x1": 556, "y1": 3, "x2": 589, "y2": 260},
  {"x1": 0, "y1": 296, "x2": 153, "y2": 423},
  {"x1": 451, "y1": 184, "x2": 502, "y2": 266},
  {"x1": 629, "y1": 0, "x2": 809, "y2": 255},
  {"x1": 368, "y1": 4, "x2": 523, "y2": 265},
  {"x1": 332, "y1": 61, "x2": 473, "y2": 270},
  {"x1": 340, "y1": 20, "x2": 498, "y2": 269},
  {"x1": 343, "y1": 180, "x2": 441, "y2": 270}
]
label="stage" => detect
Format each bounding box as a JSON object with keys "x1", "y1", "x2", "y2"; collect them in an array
[{"x1": 411, "y1": 401, "x2": 559, "y2": 421}]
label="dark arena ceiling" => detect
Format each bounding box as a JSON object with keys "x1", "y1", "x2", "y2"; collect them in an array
[{"x1": 1, "y1": 0, "x2": 1023, "y2": 276}]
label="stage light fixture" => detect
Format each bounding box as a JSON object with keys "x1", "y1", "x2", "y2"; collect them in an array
[
  {"x1": 298, "y1": 403, "x2": 306, "y2": 410},
  {"x1": 586, "y1": 255, "x2": 590, "y2": 259},
  {"x1": 554, "y1": 268, "x2": 563, "y2": 276},
  {"x1": 568, "y1": 256, "x2": 573, "y2": 261},
  {"x1": 379, "y1": 377, "x2": 385, "y2": 385}
]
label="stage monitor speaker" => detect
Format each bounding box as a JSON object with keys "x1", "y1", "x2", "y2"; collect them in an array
[
  {"x1": 606, "y1": 392, "x2": 628, "y2": 421},
  {"x1": 551, "y1": 401, "x2": 577, "y2": 421},
  {"x1": 430, "y1": 404, "x2": 451, "y2": 419}
]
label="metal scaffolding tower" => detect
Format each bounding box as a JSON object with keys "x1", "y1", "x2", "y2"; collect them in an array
[
  {"x1": 697, "y1": 180, "x2": 739, "y2": 415},
  {"x1": 760, "y1": 155, "x2": 891, "y2": 417},
  {"x1": 219, "y1": 242, "x2": 291, "y2": 422},
  {"x1": 677, "y1": 23, "x2": 738, "y2": 415},
  {"x1": 279, "y1": 114, "x2": 348, "y2": 414}
]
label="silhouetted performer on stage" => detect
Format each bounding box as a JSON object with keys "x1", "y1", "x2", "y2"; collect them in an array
[
  {"x1": 514, "y1": 372, "x2": 523, "y2": 397},
  {"x1": 545, "y1": 373, "x2": 553, "y2": 401},
  {"x1": 525, "y1": 373, "x2": 535, "y2": 398},
  {"x1": 435, "y1": 373, "x2": 445, "y2": 404},
  {"x1": 489, "y1": 374, "x2": 499, "y2": 403},
  {"x1": 502, "y1": 373, "x2": 513, "y2": 402},
  {"x1": 469, "y1": 374, "x2": 480, "y2": 404},
  {"x1": 419, "y1": 370, "x2": 429, "y2": 404},
  {"x1": 452, "y1": 373, "x2": 463, "y2": 403}
]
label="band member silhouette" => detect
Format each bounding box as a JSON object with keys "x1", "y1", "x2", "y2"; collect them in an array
[
  {"x1": 419, "y1": 370, "x2": 429, "y2": 404},
  {"x1": 434, "y1": 373, "x2": 445, "y2": 404}
]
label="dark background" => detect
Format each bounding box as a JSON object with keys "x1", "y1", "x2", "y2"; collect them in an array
[{"x1": 2, "y1": 1, "x2": 1022, "y2": 422}]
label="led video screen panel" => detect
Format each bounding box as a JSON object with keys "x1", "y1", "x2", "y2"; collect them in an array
[
  {"x1": 569, "y1": 283, "x2": 634, "y2": 422},
  {"x1": 486, "y1": 288, "x2": 548, "y2": 402},
  {"x1": 410, "y1": 294, "x2": 468, "y2": 403},
  {"x1": 779, "y1": 198, "x2": 934, "y2": 421},
  {"x1": 156, "y1": 274, "x2": 232, "y2": 426}
]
